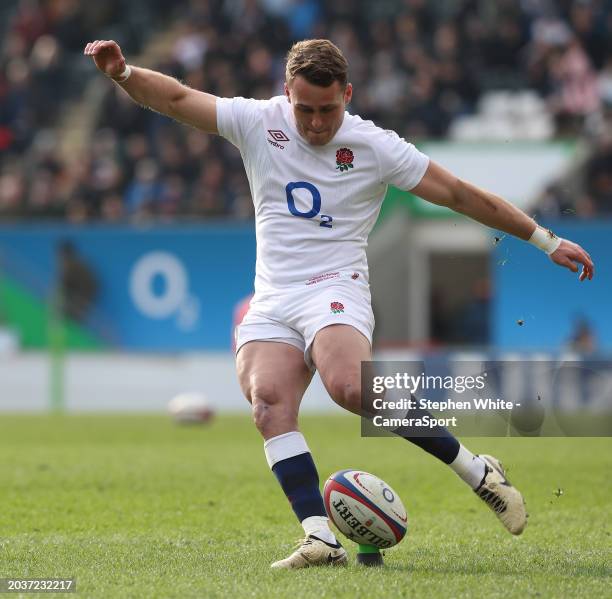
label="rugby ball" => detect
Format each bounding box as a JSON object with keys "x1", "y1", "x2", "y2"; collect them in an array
[
  {"x1": 323, "y1": 470, "x2": 407, "y2": 548},
  {"x1": 167, "y1": 392, "x2": 215, "y2": 424}
]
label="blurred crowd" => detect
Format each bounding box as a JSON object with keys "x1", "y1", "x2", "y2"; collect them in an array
[
  {"x1": 1, "y1": 0, "x2": 612, "y2": 221},
  {"x1": 535, "y1": 103, "x2": 612, "y2": 217}
]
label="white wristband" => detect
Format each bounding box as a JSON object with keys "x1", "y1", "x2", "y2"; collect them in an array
[
  {"x1": 111, "y1": 64, "x2": 132, "y2": 83},
  {"x1": 528, "y1": 226, "x2": 562, "y2": 254}
]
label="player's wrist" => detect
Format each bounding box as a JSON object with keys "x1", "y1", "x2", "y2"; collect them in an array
[
  {"x1": 528, "y1": 225, "x2": 562, "y2": 254},
  {"x1": 110, "y1": 64, "x2": 132, "y2": 83}
]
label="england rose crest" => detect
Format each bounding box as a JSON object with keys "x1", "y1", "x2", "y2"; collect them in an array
[
  {"x1": 331, "y1": 301, "x2": 345, "y2": 314},
  {"x1": 335, "y1": 148, "x2": 354, "y2": 172}
]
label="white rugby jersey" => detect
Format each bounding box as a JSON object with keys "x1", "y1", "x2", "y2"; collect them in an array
[{"x1": 216, "y1": 95, "x2": 429, "y2": 295}]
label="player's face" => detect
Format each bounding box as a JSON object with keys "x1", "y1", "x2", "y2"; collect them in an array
[{"x1": 285, "y1": 76, "x2": 352, "y2": 146}]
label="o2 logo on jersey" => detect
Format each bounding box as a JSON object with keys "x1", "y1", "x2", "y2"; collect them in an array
[{"x1": 285, "y1": 181, "x2": 333, "y2": 228}]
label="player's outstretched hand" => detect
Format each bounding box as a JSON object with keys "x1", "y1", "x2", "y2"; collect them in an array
[
  {"x1": 83, "y1": 40, "x2": 126, "y2": 79},
  {"x1": 550, "y1": 239, "x2": 594, "y2": 281}
]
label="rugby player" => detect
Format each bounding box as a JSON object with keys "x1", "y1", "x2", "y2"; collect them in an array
[{"x1": 85, "y1": 38, "x2": 594, "y2": 568}]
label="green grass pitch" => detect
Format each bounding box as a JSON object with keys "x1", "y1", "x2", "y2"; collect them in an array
[{"x1": 1, "y1": 414, "x2": 610, "y2": 598}]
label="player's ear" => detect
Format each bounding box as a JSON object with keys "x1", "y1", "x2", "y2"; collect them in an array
[
  {"x1": 344, "y1": 83, "x2": 353, "y2": 105},
  {"x1": 284, "y1": 82, "x2": 291, "y2": 102}
]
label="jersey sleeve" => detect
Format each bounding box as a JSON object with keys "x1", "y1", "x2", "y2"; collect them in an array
[
  {"x1": 376, "y1": 129, "x2": 430, "y2": 191},
  {"x1": 216, "y1": 96, "x2": 266, "y2": 150}
]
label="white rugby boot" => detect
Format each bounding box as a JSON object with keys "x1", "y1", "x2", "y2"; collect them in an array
[
  {"x1": 475, "y1": 454, "x2": 527, "y2": 535},
  {"x1": 270, "y1": 535, "x2": 348, "y2": 569}
]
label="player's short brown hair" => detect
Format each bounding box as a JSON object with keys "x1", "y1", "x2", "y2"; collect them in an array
[{"x1": 285, "y1": 39, "x2": 348, "y2": 88}]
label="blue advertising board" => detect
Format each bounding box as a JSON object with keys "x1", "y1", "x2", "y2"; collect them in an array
[
  {"x1": 493, "y1": 222, "x2": 611, "y2": 350},
  {"x1": 0, "y1": 224, "x2": 256, "y2": 350},
  {"x1": 1, "y1": 220, "x2": 609, "y2": 352}
]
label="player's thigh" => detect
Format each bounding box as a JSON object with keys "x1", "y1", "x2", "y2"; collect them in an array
[
  {"x1": 236, "y1": 340, "x2": 312, "y2": 410},
  {"x1": 311, "y1": 324, "x2": 371, "y2": 414}
]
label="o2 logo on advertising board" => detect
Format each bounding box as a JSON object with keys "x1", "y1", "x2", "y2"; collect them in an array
[{"x1": 129, "y1": 251, "x2": 199, "y2": 331}]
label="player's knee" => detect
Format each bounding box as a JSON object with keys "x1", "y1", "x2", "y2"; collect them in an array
[
  {"x1": 243, "y1": 374, "x2": 276, "y2": 404},
  {"x1": 249, "y1": 381, "x2": 281, "y2": 431},
  {"x1": 249, "y1": 380, "x2": 273, "y2": 407},
  {"x1": 251, "y1": 399, "x2": 298, "y2": 436},
  {"x1": 251, "y1": 400, "x2": 273, "y2": 433},
  {"x1": 328, "y1": 376, "x2": 362, "y2": 415}
]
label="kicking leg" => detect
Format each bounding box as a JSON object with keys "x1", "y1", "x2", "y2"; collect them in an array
[
  {"x1": 236, "y1": 340, "x2": 347, "y2": 567},
  {"x1": 311, "y1": 324, "x2": 526, "y2": 535}
]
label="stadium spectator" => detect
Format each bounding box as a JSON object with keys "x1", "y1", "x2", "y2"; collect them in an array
[
  {"x1": 453, "y1": 278, "x2": 491, "y2": 345},
  {"x1": 567, "y1": 316, "x2": 598, "y2": 354},
  {"x1": 584, "y1": 134, "x2": 612, "y2": 213},
  {"x1": 56, "y1": 240, "x2": 99, "y2": 323},
  {"x1": 547, "y1": 36, "x2": 601, "y2": 134}
]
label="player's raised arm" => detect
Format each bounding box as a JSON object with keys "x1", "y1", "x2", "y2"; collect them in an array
[
  {"x1": 84, "y1": 40, "x2": 218, "y2": 134},
  {"x1": 411, "y1": 160, "x2": 595, "y2": 282}
]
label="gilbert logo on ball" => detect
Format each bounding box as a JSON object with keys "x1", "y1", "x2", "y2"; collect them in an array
[{"x1": 323, "y1": 470, "x2": 407, "y2": 548}]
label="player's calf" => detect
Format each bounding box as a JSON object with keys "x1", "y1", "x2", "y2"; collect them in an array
[{"x1": 265, "y1": 432, "x2": 339, "y2": 546}]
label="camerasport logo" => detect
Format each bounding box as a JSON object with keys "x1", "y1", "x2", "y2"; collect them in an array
[
  {"x1": 331, "y1": 301, "x2": 345, "y2": 314},
  {"x1": 335, "y1": 147, "x2": 354, "y2": 172}
]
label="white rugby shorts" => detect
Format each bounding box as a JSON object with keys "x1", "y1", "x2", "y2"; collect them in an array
[{"x1": 235, "y1": 275, "x2": 374, "y2": 369}]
